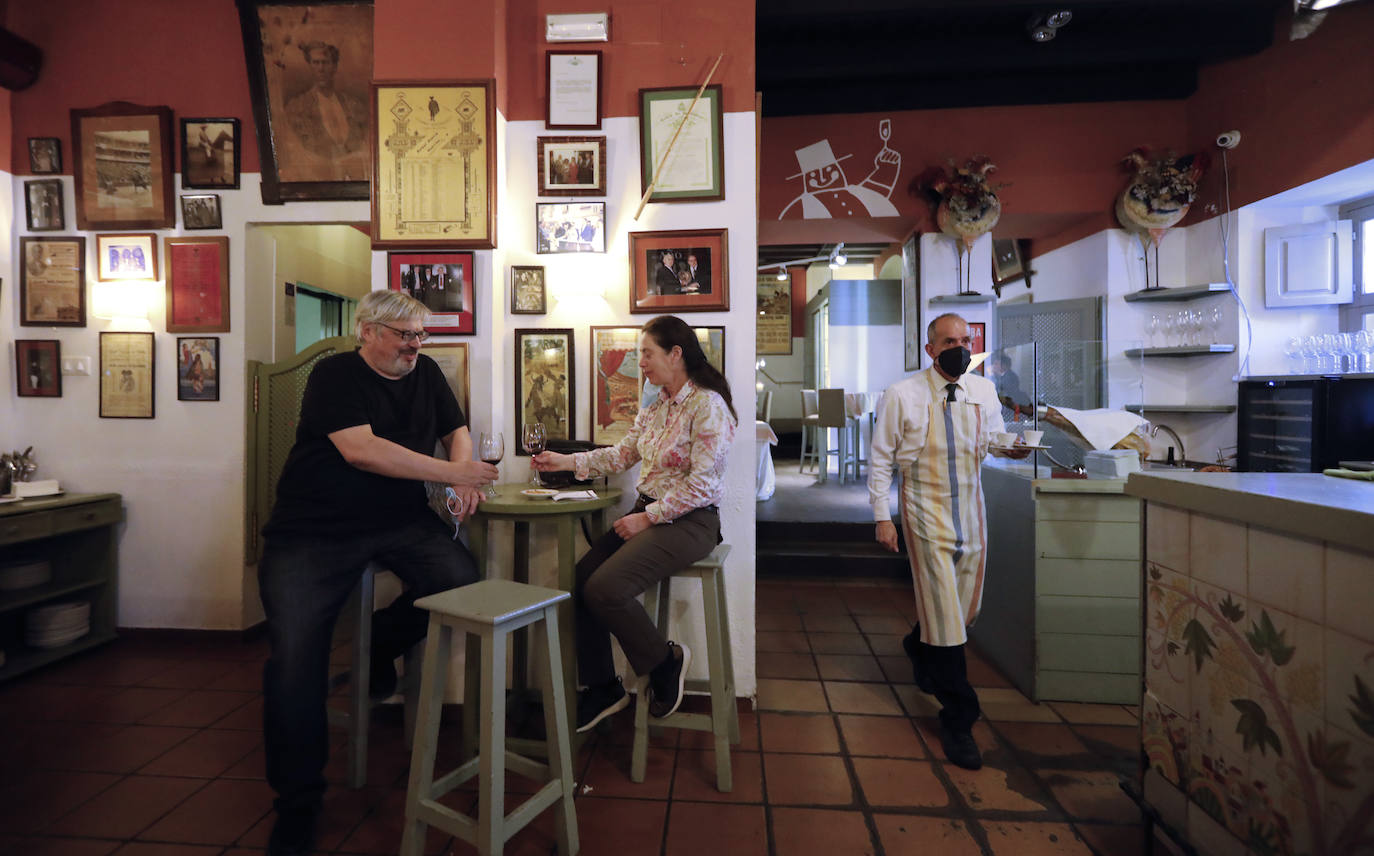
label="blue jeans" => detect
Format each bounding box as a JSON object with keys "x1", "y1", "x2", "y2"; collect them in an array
[{"x1": 258, "y1": 516, "x2": 477, "y2": 818}]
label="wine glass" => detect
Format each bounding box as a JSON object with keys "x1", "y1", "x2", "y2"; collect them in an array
[
  {"x1": 1284, "y1": 337, "x2": 1303, "y2": 374},
  {"x1": 1146, "y1": 314, "x2": 1160, "y2": 348},
  {"x1": 1356, "y1": 329, "x2": 1374, "y2": 373},
  {"x1": 522, "y1": 423, "x2": 547, "y2": 486},
  {"x1": 478, "y1": 431, "x2": 504, "y2": 497},
  {"x1": 1208, "y1": 305, "x2": 1224, "y2": 345}
]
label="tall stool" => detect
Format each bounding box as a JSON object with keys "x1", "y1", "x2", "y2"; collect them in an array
[
  {"x1": 401, "y1": 579, "x2": 578, "y2": 856},
  {"x1": 817, "y1": 388, "x2": 857, "y2": 483},
  {"x1": 799, "y1": 390, "x2": 821, "y2": 473},
  {"x1": 631, "y1": 544, "x2": 738, "y2": 792}
]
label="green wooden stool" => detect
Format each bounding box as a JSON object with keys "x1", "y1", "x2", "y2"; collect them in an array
[
  {"x1": 631, "y1": 544, "x2": 739, "y2": 791},
  {"x1": 401, "y1": 579, "x2": 578, "y2": 856}
]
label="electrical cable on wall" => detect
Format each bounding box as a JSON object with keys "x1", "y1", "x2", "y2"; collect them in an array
[{"x1": 1215, "y1": 143, "x2": 1255, "y2": 380}]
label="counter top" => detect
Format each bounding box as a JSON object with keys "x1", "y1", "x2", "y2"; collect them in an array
[
  {"x1": 1124, "y1": 471, "x2": 1374, "y2": 553},
  {"x1": 1033, "y1": 478, "x2": 1128, "y2": 495}
]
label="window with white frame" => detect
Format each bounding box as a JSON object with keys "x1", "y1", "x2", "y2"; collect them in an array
[{"x1": 1340, "y1": 194, "x2": 1374, "y2": 332}]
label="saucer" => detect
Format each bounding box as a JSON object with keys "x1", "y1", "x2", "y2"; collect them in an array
[
  {"x1": 991, "y1": 444, "x2": 1051, "y2": 452},
  {"x1": 521, "y1": 488, "x2": 558, "y2": 499}
]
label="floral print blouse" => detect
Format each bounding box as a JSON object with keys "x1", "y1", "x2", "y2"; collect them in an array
[{"x1": 574, "y1": 380, "x2": 735, "y2": 524}]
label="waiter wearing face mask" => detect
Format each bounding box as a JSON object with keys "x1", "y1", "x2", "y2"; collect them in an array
[{"x1": 868, "y1": 312, "x2": 1027, "y2": 770}]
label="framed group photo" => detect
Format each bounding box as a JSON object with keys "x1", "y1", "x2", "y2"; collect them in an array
[
  {"x1": 545, "y1": 51, "x2": 601, "y2": 130},
  {"x1": 16, "y1": 340, "x2": 62, "y2": 398},
  {"x1": 638, "y1": 84, "x2": 724, "y2": 203},
  {"x1": 515, "y1": 329, "x2": 574, "y2": 449},
  {"x1": 165, "y1": 236, "x2": 230, "y2": 333},
  {"x1": 20, "y1": 236, "x2": 86, "y2": 327},
  {"x1": 24, "y1": 179, "x2": 65, "y2": 231},
  {"x1": 100, "y1": 331, "x2": 155, "y2": 419},
  {"x1": 387, "y1": 251, "x2": 475, "y2": 335},
  {"x1": 628, "y1": 228, "x2": 728, "y2": 313},
  {"x1": 28, "y1": 137, "x2": 61, "y2": 174},
  {"x1": 536, "y1": 201, "x2": 605, "y2": 254},
  {"x1": 537, "y1": 136, "x2": 606, "y2": 196},
  {"x1": 422, "y1": 342, "x2": 470, "y2": 418},
  {"x1": 181, "y1": 118, "x2": 241, "y2": 189},
  {"x1": 640, "y1": 326, "x2": 723, "y2": 407},
  {"x1": 511, "y1": 265, "x2": 546, "y2": 314},
  {"x1": 70, "y1": 101, "x2": 175, "y2": 230},
  {"x1": 181, "y1": 194, "x2": 222, "y2": 230},
  {"x1": 590, "y1": 326, "x2": 641, "y2": 446},
  {"x1": 176, "y1": 337, "x2": 220, "y2": 401},
  {"x1": 96, "y1": 233, "x2": 158, "y2": 282}
]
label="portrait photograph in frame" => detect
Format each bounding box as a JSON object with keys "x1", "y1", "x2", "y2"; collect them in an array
[
  {"x1": 640, "y1": 325, "x2": 723, "y2": 407},
  {"x1": 546, "y1": 51, "x2": 601, "y2": 131},
  {"x1": 16, "y1": 339, "x2": 62, "y2": 398},
  {"x1": 756, "y1": 273, "x2": 793, "y2": 356},
  {"x1": 422, "y1": 342, "x2": 470, "y2": 418},
  {"x1": 537, "y1": 136, "x2": 606, "y2": 197},
  {"x1": 28, "y1": 137, "x2": 61, "y2": 174},
  {"x1": 536, "y1": 201, "x2": 605, "y2": 254},
  {"x1": 628, "y1": 228, "x2": 728, "y2": 313},
  {"x1": 181, "y1": 118, "x2": 241, "y2": 189},
  {"x1": 100, "y1": 331, "x2": 155, "y2": 419},
  {"x1": 165, "y1": 236, "x2": 230, "y2": 333},
  {"x1": 70, "y1": 101, "x2": 175, "y2": 230},
  {"x1": 20, "y1": 236, "x2": 86, "y2": 327},
  {"x1": 236, "y1": 0, "x2": 373, "y2": 203},
  {"x1": 96, "y1": 233, "x2": 159, "y2": 282},
  {"x1": 181, "y1": 194, "x2": 223, "y2": 230},
  {"x1": 372, "y1": 79, "x2": 496, "y2": 249},
  {"x1": 991, "y1": 237, "x2": 1033, "y2": 295},
  {"x1": 24, "y1": 179, "x2": 65, "y2": 231},
  {"x1": 638, "y1": 84, "x2": 724, "y2": 203},
  {"x1": 590, "y1": 326, "x2": 641, "y2": 447},
  {"x1": 515, "y1": 328, "x2": 574, "y2": 449},
  {"x1": 387, "y1": 251, "x2": 474, "y2": 335},
  {"x1": 176, "y1": 337, "x2": 220, "y2": 402},
  {"x1": 511, "y1": 265, "x2": 546, "y2": 315}
]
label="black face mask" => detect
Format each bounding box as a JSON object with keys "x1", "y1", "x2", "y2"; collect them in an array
[{"x1": 937, "y1": 346, "x2": 972, "y2": 378}]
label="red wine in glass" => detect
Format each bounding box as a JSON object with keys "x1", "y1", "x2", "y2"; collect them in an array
[
  {"x1": 478, "y1": 431, "x2": 504, "y2": 496},
  {"x1": 523, "y1": 423, "x2": 547, "y2": 486}
]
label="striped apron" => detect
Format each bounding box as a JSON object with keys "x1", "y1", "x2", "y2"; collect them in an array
[{"x1": 898, "y1": 389, "x2": 989, "y2": 647}]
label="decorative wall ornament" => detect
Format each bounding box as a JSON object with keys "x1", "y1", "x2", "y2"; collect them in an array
[
  {"x1": 915, "y1": 156, "x2": 1005, "y2": 294},
  {"x1": 1115, "y1": 147, "x2": 1209, "y2": 289}
]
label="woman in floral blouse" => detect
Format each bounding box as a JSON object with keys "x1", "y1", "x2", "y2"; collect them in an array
[{"x1": 534, "y1": 314, "x2": 736, "y2": 732}]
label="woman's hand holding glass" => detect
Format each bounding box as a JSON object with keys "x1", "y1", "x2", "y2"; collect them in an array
[
  {"x1": 532, "y1": 451, "x2": 575, "y2": 473},
  {"x1": 523, "y1": 423, "x2": 547, "y2": 486}
]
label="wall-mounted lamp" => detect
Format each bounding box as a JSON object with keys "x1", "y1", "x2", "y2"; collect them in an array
[
  {"x1": 1027, "y1": 9, "x2": 1073, "y2": 42},
  {"x1": 546, "y1": 13, "x2": 609, "y2": 42},
  {"x1": 828, "y1": 243, "x2": 848, "y2": 269},
  {"x1": 775, "y1": 266, "x2": 788, "y2": 281},
  {"x1": 91, "y1": 281, "x2": 155, "y2": 321}
]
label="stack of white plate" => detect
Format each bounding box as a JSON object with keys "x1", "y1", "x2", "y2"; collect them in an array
[
  {"x1": 25, "y1": 601, "x2": 90, "y2": 649},
  {"x1": 0, "y1": 559, "x2": 52, "y2": 591}
]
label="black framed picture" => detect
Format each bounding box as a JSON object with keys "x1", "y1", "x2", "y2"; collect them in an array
[
  {"x1": 180, "y1": 194, "x2": 222, "y2": 230},
  {"x1": 180, "y1": 118, "x2": 241, "y2": 189},
  {"x1": 24, "y1": 179, "x2": 64, "y2": 231},
  {"x1": 28, "y1": 137, "x2": 61, "y2": 174},
  {"x1": 535, "y1": 202, "x2": 605, "y2": 254},
  {"x1": 176, "y1": 337, "x2": 220, "y2": 401}
]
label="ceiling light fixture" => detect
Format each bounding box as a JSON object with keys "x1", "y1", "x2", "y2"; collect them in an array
[
  {"x1": 1045, "y1": 9, "x2": 1073, "y2": 28},
  {"x1": 775, "y1": 266, "x2": 788, "y2": 281},
  {"x1": 1027, "y1": 9, "x2": 1072, "y2": 43},
  {"x1": 828, "y1": 243, "x2": 848, "y2": 268}
]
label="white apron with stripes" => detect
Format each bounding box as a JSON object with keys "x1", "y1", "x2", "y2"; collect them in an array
[{"x1": 898, "y1": 389, "x2": 989, "y2": 647}]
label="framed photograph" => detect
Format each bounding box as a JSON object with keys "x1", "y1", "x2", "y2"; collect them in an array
[
  {"x1": 372, "y1": 80, "x2": 496, "y2": 249},
  {"x1": 515, "y1": 328, "x2": 574, "y2": 451},
  {"x1": 628, "y1": 228, "x2": 728, "y2": 313},
  {"x1": 422, "y1": 342, "x2": 470, "y2": 418},
  {"x1": 638, "y1": 84, "x2": 724, "y2": 203},
  {"x1": 537, "y1": 136, "x2": 606, "y2": 197},
  {"x1": 100, "y1": 331, "x2": 155, "y2": 419},
  {"x1": 180, "y1": 194, "x2": 223, "y2": 230},
  {"x1": 19, "y1": 236, "x2": 86, "y2": 327},
  {"x1": 590, "y1": 326, "x2": 643, "y2": 446},
  {"x1": 96, "y1": 233, "x2": 159, "y2": 282},
  {"x1": 24, "y1": 179, "x2": 65, "y2": 231},
  {"x1": 756, "y1": 273, "x2": 793, "y2": 355},
  {"x1": 180, "y1": 118, "x2": 241, "y2": 189},
  {"x1": 991, "y1": 237, "x2": 1033, "y2": 295},
  {"x1": 176, "y1": 337, "x2": 220, "y2": 402},
  {"x1": 536, "y1": 202, "x2": 605, "y2": 254},
  {"x1": 511, "y1": 265, "x2": 546, "y2": 314},
  {"x1": 16, "y1": 340, "x2": 62, "y2": 398},
  {"x1": 28, "y1": 137, "x2": 61, "y2": 174},
  {"x1": 70, "y1": 101, "x2": 175, "y2": 230},
  {"x1": 640, "y1": 326, "x2": 724, "y2": 407},
  {"x1": 902, "y1": 234, "x2": 922, "y2": 371},
  {"x1": 165, "y1": 236, "x2": 230, "y2": 333},
  {"x1": 546, "y1": 51, "x2": 601, "y2": 130},
  {"x1": 968, "y1": 322, "x2": 986, "y2": 375},
  {"x1": 236, "y1": 0, "x2": 373, "y2": 203},
  {"x1": 387, "y1": 251, "x2": 474, "y2": 335}
]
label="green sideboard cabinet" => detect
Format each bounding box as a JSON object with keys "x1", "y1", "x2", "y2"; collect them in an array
[{"x1": 0, "y1": 493, "x2": 123, "y2": 682}]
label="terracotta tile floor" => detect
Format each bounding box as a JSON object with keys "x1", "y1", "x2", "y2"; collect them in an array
[{"x1": 0, "y1": 579, "x2": 1145, "y2": 855}]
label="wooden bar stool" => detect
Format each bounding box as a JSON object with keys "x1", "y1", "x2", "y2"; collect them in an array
[
  {"x1": 631, "y1": 544, "x2": 738, "y2": 791},
  {"x1": 400, "y1": 579, "x2": 579, "y2": 856}
]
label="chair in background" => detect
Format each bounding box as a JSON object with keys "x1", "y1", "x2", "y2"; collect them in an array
[
  {"x1": 756, "y1": 389, "x2": 773, "y2": 423},
  {"x1": 817, "y1": 388, "x2": 857, "y2": 483},
  {"x1": 799, "y1": 389, "x2": 820, "y2": 473}
]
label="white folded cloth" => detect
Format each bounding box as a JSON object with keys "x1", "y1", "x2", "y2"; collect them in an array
[
  {"x1": 553, "y1": 489, "x2": 598, "y2": 502},
  {"x1": 756, "y1": 421, "x2": 778, "y2": 444},
  {"x1": 1050, "y1": 407, "x2": 1147, "y2": 451},
  {"x1": 15, "y1": 479, "x2": 61, "y2": 497}
]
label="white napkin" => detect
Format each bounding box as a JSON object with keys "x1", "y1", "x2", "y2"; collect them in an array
[
  {"x1": 15, "y1": 479, "x2": 61, "y2": 497},
  {"x1": 1050, "y1": 407, "x2": 1147, "y2": 451},
  {"x1": 553, "y1": 489, "x2": 598, "y2": 502}
]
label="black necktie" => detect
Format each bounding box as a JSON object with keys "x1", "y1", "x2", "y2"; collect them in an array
[{"x1": 946, "y1": 383, "x2": 958, "y2": 403}]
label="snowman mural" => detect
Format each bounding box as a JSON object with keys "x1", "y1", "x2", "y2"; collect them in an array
[{"x1": 779, "y1": 119, "x2": 901, "y2": 219}]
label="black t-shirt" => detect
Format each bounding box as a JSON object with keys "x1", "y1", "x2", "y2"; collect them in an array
[{"x1": 263, "y1": 350, "x2": 465, "y2": 538}]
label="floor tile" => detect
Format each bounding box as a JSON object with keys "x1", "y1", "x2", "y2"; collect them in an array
[
  {"x1": 873, "y1": 815, "x2": 983, "y2": 856},
  {"x1": 802, "y1": 613, "x2": 859, "y2": 633},
  {"x1": 671, "y1": 749, "x2": 763, "y2": 803},
  {"x1": 893, "y1": 684, "x2": 942, "y2": 717},
  {"x1": 758, "y1": 712, "x2": 840, "y2": 754},
  {"x1": 47, "y1": 776, "x2": 207, "y2": 839},
  {"x1": 138, "y1": 778, "x2": 274, "y2": 845},
  {"x1": 993, "y1": 722, "x2": 1092, "y2": 762},
  {"x1": 853, "y1": 613, "x2": 910, "y2": 636},
  {"x1": 763, "y1": 753, "x2": 853, "y2": 806},
  {"x1": 824, "y1": 681, "x2": 903, "y2": 715},
  {"x1": 664, "y1": 802, "x2": 767, "y2": 856},
  {"x1": 139, "y1": 691, "x2": 256, "y2": 729},
  {"x1": 878, "y1": 654, "x2": 914, "y2": 684},
  {"x1": 92, "y1": 688, "x2": 191, "y2": 724},
  {"x1": 967, "y1": 655, "x2": 1016, "y2": 688},
  {"x1": 982, "y1": 820, "x2": 1095, "y2": 855},
  {"x1": 137, "y1": 659, "x2": 240, "y2": 691},
  {"x1": 771, "y1": 807, "x2": 876, "y2": 856},
  {"x1": 755, "y1": 611, "x2": 803, "y2": 632},
  {"x1": 110, "y1": 843, "x2": 223, "y2": 855},
  {"x1": 980, "y1": 700, "x2": 1064, "y2": 723},
  {"x1": 815, "y1": 654, "x2": 885, "y2": 682},
  {"x1": 579, "y1": 742, "x2": 674, "y2": 799},
  {"x1": 1041, "y1": 771, "x2": 1141, "y2": 824},
  {"x1": 756, "y1": 651, "x2": 818, "y2": 680},
  {"x1": 1048, "y1": 702, "x2": 1139, "y2": 726},
  {"x1": 571, "y1": 796, "x2": 666, "y2": 856},
  {"x1": 807, "y1": 632, "x2": 872, "y2": 655},
  {"x1": 841, "y1": 587, "x2": 912, "y2": 616},
  {"x1": 333, "y1": 788, "x2": 452, "y2": 855},
  {"x1": 14, "y1": 838, "x2": 123, "y2": 856},
  {"x1": 865, "y1": 633, "x2": 906, "y2": 658},
  {"x1": 49, "y1": 726, "x2": 197, "y2": 774},
  {"x1": 851, "y1": 758, "x2": 949, "y2": 808},
  {"x1": 206, "y1": 696, "x2": 263, "y2": 731},
  {"x1": 1073, "y1": 725, "x2": 1138, "y2": 758},
  {"x1": 792, "y1": 588, "x2": 848, "y2": 616},
  {"x1": 756, "y1": 679, "x2": 828, "y2": 712},
  {"x1": 756, "y1": 631, "x2": 810, "y2": 654},
  {"x1": 1074, "y1": 822, "x2": 1147, "y2": 856},
  {"x1": 837, "y1": 714, "x2": 927, "y2": 758},
  {"x1": 37, "y1": 655, "x2": 173, "y2": 688},
  {"x1": 200, "y1": 662, "x2": 265, "y2": 693},
  {"x1": 944, "y1": 763, "x2": 1057, "y2": 814},
  {"x1": 139, "y1": 728, "x2": 261, "y2": 778},
  {"x1": 0, "y1": 770, "x2": 121, "y2": 836},
  {"x1": 678, "y1": 709, "x2": 759, "y2": 751}
]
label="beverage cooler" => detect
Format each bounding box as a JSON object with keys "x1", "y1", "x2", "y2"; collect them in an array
[{"x1": 1237, "y1": 375, "x2": 1374, "y2": 472}]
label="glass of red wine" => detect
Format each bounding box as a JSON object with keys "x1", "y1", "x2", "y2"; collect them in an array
[
  {"x1": 523, "y1": 422, "x2": 547, "y2": 486},
  {"x1": 478, "y1": 431, "x2": 504, "y2": 497}
]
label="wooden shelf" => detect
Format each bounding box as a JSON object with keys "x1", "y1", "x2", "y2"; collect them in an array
[
  {"x1": 0, "y1": 577, "x2": 107, "y2": 616},
  {"x1": 1125, "y1": 404, "x2": 1237, "y2": 414},
  {"x1": 1124, "y1": 345, "x2": 1236, "y2": 357},
  {"x1": 1123, "y1": 283, "x2": 1231, "y2": 303},
  {"x1": 929, "y1": 294, "x2": 996, "y2": 305}
]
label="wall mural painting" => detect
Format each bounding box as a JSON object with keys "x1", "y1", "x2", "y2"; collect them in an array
[{"x1": 778, "y1": 119, "x2": 900, "y2": 219}]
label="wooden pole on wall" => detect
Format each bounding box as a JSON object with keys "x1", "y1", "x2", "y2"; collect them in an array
[{"x1": 633, "y1": 53, "x2": 725, "y2": 220}]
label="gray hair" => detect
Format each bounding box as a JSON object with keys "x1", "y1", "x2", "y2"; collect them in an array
[
  {"x1": 926, "y1": 312, "x2": 967, "y2": 344},
  {"x1": 354, "y1": 290, "x2": 428, "y2": 342}
]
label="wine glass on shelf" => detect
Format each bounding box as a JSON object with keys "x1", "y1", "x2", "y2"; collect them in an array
[
  {"x1": 478, "y1": 431, "x2": 504, "y2": 497},
  {"x1": 1146, "y1": 314, "x2": 1160, "y2": 348},
  {"x1": 1208, "y1": 305, "x2": 1224, "y2": 345},
  {"x1": 522, "y1": 422, "x2": 547, "y2": 486},
  {"x1": 1284, "y1": 337, "x2": 1303, "y2": 375}
]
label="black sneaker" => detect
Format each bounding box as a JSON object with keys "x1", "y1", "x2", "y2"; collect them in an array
[
  {"x1": 648, "y1": 642, "x2": 691, "y2": 719},
  {"x1": 901, "y1": 632, "x2": 936, "y2": 694},
  {"x1": 268, "y1": 809, "x2": 317, "y2": 856},
  {"x1": 939, "y1": 725, "x2": 983, "y2": 770},
  {"x1": 575, "y1": 676, "x2": 629, "y2": 733}
]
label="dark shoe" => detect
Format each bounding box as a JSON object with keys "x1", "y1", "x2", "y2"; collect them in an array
[
  {"x1": 369, "y1": 651, "x2": 398, "y2": 700},
  {"x1": 268, "y1": 810, "x2": 317, "y2": 856},
  {"x1": 939, "y1": 725, "x2": 983, "y2": 770},
  {"x1": 576, "y1": 676, "x2": 629, "y2": 733},
  {"x1": 648, "y1": 642, "x2": 691, "y2": 719},
  {"x1": 901, "y1": 632, "x2": 936, "y2": 694}
]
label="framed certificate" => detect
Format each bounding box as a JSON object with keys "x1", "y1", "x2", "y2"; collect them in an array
[
  {"x1": 546, "y1": 51, "x2": 601, "y2": 130},
  {"x1": 100, "y1": 331, "x2": 155, "y2": 419},
  {"x1": 638, "y1": 84, "x2": 724, "y2": 203},
  {"x1": 165, "y1": 236, "x2": 230, "y2": 333},
  {"x1": 19, "y1": 236, "x2": 86, "y2": 327}
]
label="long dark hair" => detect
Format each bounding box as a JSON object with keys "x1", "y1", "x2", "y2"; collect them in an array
[{"x1": 642, "y1": 315, "x2": 736, "y2": 423}]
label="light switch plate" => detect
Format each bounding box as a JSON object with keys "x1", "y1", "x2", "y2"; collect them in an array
[{"x1": 61, "y1": 356, "x2": 92, "y2": 376}]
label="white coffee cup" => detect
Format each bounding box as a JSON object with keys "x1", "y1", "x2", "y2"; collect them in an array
[
  {"x1": 1021, "y1": 430, "x2": 1044, "y2": 446},
  {"x1": 992, "y1": 431, "x2": 1016, "y2": 446}
]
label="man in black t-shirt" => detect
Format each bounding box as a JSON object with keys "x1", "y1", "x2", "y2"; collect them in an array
[{"x1": 257, "y1": 290, "x2": 498, "y2": 856}]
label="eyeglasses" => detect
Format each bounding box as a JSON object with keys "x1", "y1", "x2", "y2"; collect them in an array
[{"x1": 376, "y1": 322, "x2": 430, "y2": 344}]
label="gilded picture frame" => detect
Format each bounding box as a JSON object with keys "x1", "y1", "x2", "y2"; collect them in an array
[
  {"x1": 515, "y1": 328, "x2": 574, "y2": 452},
  {"x1": 70, "y1": 101, "x2": 175, "y2": 230}
]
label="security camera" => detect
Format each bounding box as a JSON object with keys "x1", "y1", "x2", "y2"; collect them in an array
[{"x1": 1216, "y1": 131, "x2": 1241, "y2": 149}]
